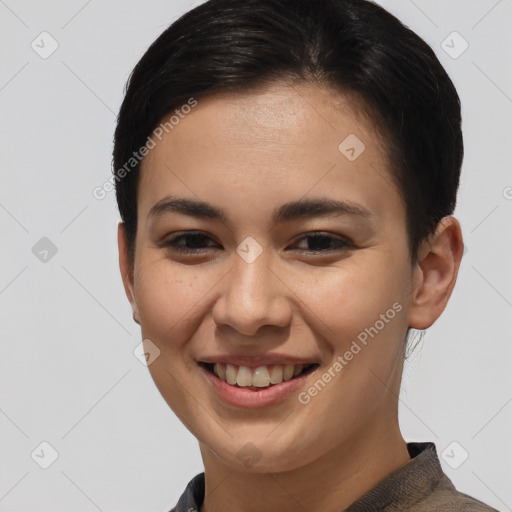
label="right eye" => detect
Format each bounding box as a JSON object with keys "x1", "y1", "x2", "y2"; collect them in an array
[{"x1": 161, "y1": 231, "x2": 222, "y2": 254}]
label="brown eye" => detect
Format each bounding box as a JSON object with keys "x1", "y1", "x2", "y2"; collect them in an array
[
  {"x1": 163, "y1": 231, "x2": 221, "y2": 253},
  {"x1": 291, "y1": 233, "x2": 353, "y2": 253}
]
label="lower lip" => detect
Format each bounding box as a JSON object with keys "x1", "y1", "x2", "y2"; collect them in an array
[{"x1": 198, "y1": 364, "x2": 315, "y2": 408}]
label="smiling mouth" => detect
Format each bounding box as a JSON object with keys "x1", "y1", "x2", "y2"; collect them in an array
[{"x1": 199, "y1": 362, "x2": 319, "y2": 389}]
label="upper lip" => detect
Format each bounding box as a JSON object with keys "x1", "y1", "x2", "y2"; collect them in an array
[{"x1": 197, "y1": 353, "x2": 319, "y2": 367}]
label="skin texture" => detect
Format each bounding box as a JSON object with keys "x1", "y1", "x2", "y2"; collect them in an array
[{"x1": 118, "y1": 82, "x2": 464, "y2": 512}]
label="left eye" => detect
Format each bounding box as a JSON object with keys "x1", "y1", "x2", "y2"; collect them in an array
[{"x1": 290, "y1": 233, "x2": 352, "y2": 253}]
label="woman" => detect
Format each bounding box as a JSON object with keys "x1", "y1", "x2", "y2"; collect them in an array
[{"x1": 113, "y1": 0, "x2": 498, "y2": 510}]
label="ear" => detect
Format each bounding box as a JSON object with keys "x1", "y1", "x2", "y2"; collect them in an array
[
  {"x1": 407, "y1": 216, "x2": 464, "y2": 330},
  {"x1": 117, "y1": 222, "x2": 140, "y2": 325}
]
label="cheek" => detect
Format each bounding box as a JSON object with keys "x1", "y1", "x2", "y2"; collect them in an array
[
  {"x1": 133, "y1": 257, "x2": 216, "y2": 348},
  {"x1": 287, "y1": 260, "x2": 409, "y2": 451},
  {"x1": 298, "y1": 251, "x2": 410, "y2": 347}
]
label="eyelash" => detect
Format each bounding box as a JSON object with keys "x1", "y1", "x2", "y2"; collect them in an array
[{"x1": 161, "y1": 231, "x2": 353, "y2": 255}]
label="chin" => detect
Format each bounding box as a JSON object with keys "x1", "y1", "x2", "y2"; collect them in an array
[{"x1": 202, "y1": 433, "x2": 322, "y2": 474}]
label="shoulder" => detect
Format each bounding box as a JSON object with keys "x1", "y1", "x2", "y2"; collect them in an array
[
  {"x1": 168, "y1": 472, "x2": 205, "y2": 512},
  {"x1": 416, "y1": 471, "x2": 500, "y2": 512},
  {"x1": 347, "y1": 442, "x2": 500, "y2": 512}
]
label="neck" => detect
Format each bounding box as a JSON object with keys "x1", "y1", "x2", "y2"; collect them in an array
[{"x1": 199, "y1": 421, "x2": 410, "y2": 512}]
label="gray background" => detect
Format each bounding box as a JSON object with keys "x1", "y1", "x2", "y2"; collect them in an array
[{"x1": 0, "y1": 0, "x2": 511, "y2": 510}]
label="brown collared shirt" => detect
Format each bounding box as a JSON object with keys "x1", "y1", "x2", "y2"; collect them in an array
[{"x1": 169, "y1": 442, "x2": 498, "y2": 511}]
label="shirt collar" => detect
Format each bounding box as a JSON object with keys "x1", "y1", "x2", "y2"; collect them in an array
[{"x1": 346, "y1": 442, "x2": 443, "y2": 511}]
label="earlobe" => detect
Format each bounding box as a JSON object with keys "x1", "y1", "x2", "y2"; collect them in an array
[
  {"x1": 407, "y1": 216, "x2": 464, "y2": 330},
  {"x1": 117, "y1": 222, "x2": 141, "y2": 324}
]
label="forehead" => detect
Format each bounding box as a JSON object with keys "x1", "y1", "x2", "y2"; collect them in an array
[{"x1": 137, "y1": 83, "x2": 402, "y2": 225}]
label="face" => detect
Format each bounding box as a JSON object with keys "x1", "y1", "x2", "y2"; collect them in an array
[{"x1": 120, "y1": 83, "x2": 419, "y2": 473}]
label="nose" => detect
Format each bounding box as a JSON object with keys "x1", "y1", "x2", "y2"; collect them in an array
[{"x1": 211, "y1": 247, "x2": 293, "y2": 336}]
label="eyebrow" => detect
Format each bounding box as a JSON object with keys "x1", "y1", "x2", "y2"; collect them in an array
[{"x1": 148, "y1": 196, "x2": 373, "y2": 223}]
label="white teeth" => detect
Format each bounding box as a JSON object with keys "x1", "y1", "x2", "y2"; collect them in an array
[
  {"x1": 236, "y1": 366, "x2": 252, "y2": 387},
  {"x1": 216, "y1": 363, "x2": 226, "y2": 381},
  {"x1": 211, "y1": 362, "x2": 312, "y2": 388},
  {"x1": 283, "y1": 364, "x2": 294, "y2": 381},
  {"x1": 269, "y1": 365, "x2": 283, "y2": 384},
  {"x1": 252, "y1": 366, "x2": 270, "y2": 387},
  {"x1": 225, "y1": 364, "x2": 237, "y2": 385}
]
